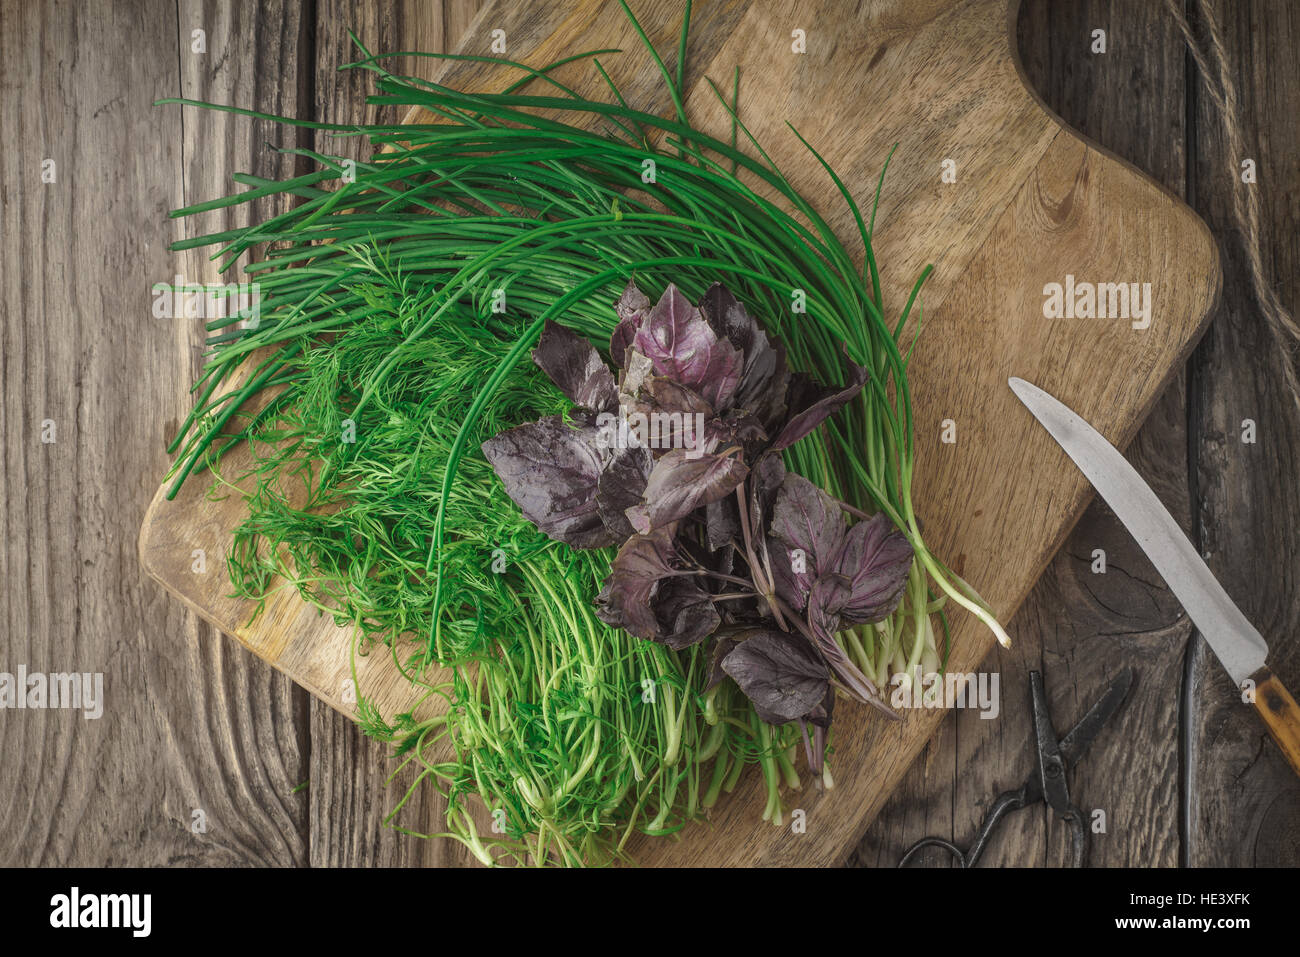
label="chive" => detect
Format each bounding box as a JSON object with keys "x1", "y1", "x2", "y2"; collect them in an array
[{"x1": 159, "y1": 3, "x2": 1004, "y2": 865}]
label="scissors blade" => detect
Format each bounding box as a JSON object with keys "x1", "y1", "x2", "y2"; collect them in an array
[
  {"x1": 1057, "y1": 667, "x2": 1134, "y2": 768},
  {"x1": 1029, "y1": 672, "x2": 1072, "y2": 814},
  {"x1": 1009, "y1": 377, "x2": 1269, "y2": 687},
  {"x1": 1022, "y1": 668, "x2": 1134, "y2": 805}
]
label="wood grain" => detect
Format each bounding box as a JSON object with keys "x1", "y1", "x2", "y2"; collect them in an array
[
  {"x1": 0, "y1": 0, "x2": 309, "y2": 866},
  {"x1": 136, "y1": 0, "x2": 1221, "y2": 865},
  {"x1": 1185, "y1": 0, "x2": 1300, "y2": 868},
  {"x1": 0, "y1": 0, "x2": 1288, "y2": 870},
  {"x1": 860, "y1": 0, "x2": 1193, "y2": 869}
]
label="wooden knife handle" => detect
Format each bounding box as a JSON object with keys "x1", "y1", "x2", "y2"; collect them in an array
[{"x1": 1249, "y1": 667, "x2": 1300, "y2": 779}]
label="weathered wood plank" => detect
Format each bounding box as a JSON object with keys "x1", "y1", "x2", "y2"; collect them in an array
[
  {"x1": 13, "y1": 0, "x2": 1287, "y2": 871},
  {"x1": 165, "y1": 0, "x2": 315, "y2": 867},
  {"x1": 0, "y1": 0, "x2": 309, "y2": 864},
  {"x1": 857, "y1": 0, "x2": 1191, "y2": 868},
  {"x1": 445, "y1": 1, "x2": 486, "y2": 54},
  {"x1": 1185, "y1": 0, "x2": 1300, "y2": 867}
]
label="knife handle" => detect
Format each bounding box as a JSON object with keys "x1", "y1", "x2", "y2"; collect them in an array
[{"x1": 1248, "y1": 667, "x2": 1300, "y2": 779}]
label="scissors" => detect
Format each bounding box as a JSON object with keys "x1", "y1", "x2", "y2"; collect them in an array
[{"x1": 898, "y1": 667, "x2": 1134, "y2": 868}]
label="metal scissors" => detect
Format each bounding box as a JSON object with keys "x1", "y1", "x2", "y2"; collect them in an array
[{"x1": 898, "y1": 667, "x2": 1134, "y2": 868}]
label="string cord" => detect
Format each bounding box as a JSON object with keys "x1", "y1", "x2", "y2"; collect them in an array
[{"x1": 1164, "y1": 0, "x2": 1300, "y2": 410}]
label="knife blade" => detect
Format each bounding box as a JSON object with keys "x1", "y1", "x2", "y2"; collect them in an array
[
  {"x1": 1009, "y1": 377, "x2": 1266, "y2": 683},
  {"x1": 1010, "y1": 377, "x2": 1300, "y2": 778}
]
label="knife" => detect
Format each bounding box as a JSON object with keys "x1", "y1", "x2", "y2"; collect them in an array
[{"x1": 1009, "y1": 376, "x2": 1300, "y2": 778}]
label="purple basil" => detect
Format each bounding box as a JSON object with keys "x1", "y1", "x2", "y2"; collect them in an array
[
  {"x1": 480, "y1": 279, "x2": 916, "y2": 765},
  {"x1": 593, "y1": 529, "x2": 681, "y2": 638},
  {"x1": 700, "y1": 283, "x2": 789, "y2": 430},
  {"x1": 721, "y1": 628, "x2": 830, "y2": 724},
  {"x1": 481, "y1": 416, "x2": 616, "y2": 549},
  {"x1": 595, "y1": 445, "x2": 653, "y2": 541},
  {"x1": 769, "y1": 359, "x2": 870, "y2": 452},
  {"x1": 653, "y1": 576, "x2": 721, "y2": 649},
  {"x1": 532, "y1": 319, "x2": 618, "y2": 413},
  {"x1": 830, "y1": 512, "x2": 913, "y2": 624},
  {"x1": 610, "y1": 279, "x2": 650, "y2": 368},
  {"x1": 625, "y1": 448, "x2": 748, "y2": 535},
  {"x1": 633, "y1": 284, "x2": 742, "y2": 410},
  {"x1": 767, "y1": 472, "x2": 847, "y2": 610}
]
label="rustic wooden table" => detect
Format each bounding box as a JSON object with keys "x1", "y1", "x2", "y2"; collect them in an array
[{"x1": 2, "y1": 0, "x2": 1296, "y2": 867}]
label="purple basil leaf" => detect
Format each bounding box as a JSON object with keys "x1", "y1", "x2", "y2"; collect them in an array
[
  {"x1": 807, "y1": 683, "x2": 835, "y2": 729},
  {"x1": 740, "y1": 453, "x2": 787, "y2": 599},
  {"x1": 611, "y1": 280, "x2": 651, "y2": 368},
  {"x1": 653, "y1": 577, "x2": 721, "y2": 649},
  {"x1": 769, "y1": 359, "x2": 869, "y2": 452},
  {"x1": 705, "y1": 496, "x2": 740, "y2": 552},
  {"x1": 739, "y1": 453, "x2": 787, "y2": 575},
  {"x1": 747, "y1": 452, "x2": 787, "y2": 546},
  {"x1": 721, "y1": 629, "x2": 830, "y2": 724},
  {"x1": 646, "y1": 376, "x2": 713, "y2": 416},
  {"x1": 532, "y1": 319, "x2": 618, "y2": 413},
  {"x1": 481, "y1": 416, "x2": 617, "y2": 549},
  {"x1": 766, "y1": 472, "x2": 847, "y2": 610},
  {"x1": 807, "y1": 572, "x2": 852, "y2": 635},
  {"x1": 700, "y1": 282, "x2": 790, "y2": 428},
  {"x1": 633, "y1": 283, "x2": 742, "y2": 410},
  {"x1": 746, "y1": 350, "x2": 791, "y2": 434},
  {"x1": 702, "y1": 409, "x2": 767, "y2": 453},
  {"x1": 694, "y1": 352, "x2": 742, "y2": 413},
  {"x1": 566, "y1": 406, "x2": 601, "y2": 430},
  {"x1": 610, "y1": 320, "x2": 637, "y2": 369},
  {"x1": 633, "y1": 283, "x2": 707, "y2": 371},
  {"x1": 617, "y1": 378, "x2": 714, "y2": 456},
  {"x1": 805, "y1": 576, "x2": 897, "y2": 717},
  {"x1": 694, "y1": 535, "x2": 761, "y2": 623},
  {"x1": 616, "y1": 278, "x2": 651, "y2": 323},
  {"x1": 699, "y1": 283, "x2": 754, "y2": 353},
  {"x1": 593, "y1": 528, "x2": 681, "y2": 638},
  {"x1": 625, "y1": 448, "x2": 749, "y2": 535},
  {"x1": 618, "y1": 349, "x2": 655, "y2": 405},
  {"x1": 831, "y1": 512, "x2": 913, "y2": 624},
  {"x1": 707, "y1": 633, "x2": 742, "y2": 690},
  {"x1": 595, "y1": 444, "x2": 653, "y2": 541},
  {"x1": 783, "y1": 371, "x2": 826, "y2": 419}
]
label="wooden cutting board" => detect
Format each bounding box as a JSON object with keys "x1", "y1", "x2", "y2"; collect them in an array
[{"x1": 139, "y1": 0, "x2": 1219, "y2": 865}]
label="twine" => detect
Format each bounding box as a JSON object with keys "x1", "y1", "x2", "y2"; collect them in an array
[{"x1": 1163, "y1": 0, "x2": 1300, "y2": 409}]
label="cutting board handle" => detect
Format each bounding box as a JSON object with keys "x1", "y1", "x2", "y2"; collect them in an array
[{"x1": 1248, "y1": 666, "x2": 1300, "y2": 779}]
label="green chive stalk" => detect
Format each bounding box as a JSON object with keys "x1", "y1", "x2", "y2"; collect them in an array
[{"x1": 158, "y1": 4, "x2": 1005, "y2": 865}]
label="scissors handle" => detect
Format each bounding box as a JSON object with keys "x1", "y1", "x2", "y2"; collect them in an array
[
  {"x1": 898, "y1": 787, "x2": 1028, "y2": 868},
  {"x1": 963, "y1": 787, "x2": 1029, "y2": 867},
  {"x1": 896, "y1": 836, "x2": 969, "y2": 868},
  {"x1": 1061, "y1": 805, "x2": 1087, "y2": 867}
]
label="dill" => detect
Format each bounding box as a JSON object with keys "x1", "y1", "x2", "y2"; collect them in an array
[{"x1": 157, "y1": 4, "x2": 1005, "y2": 866}]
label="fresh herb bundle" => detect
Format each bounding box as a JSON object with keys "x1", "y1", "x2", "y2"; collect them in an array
[
  {"x1": 484, "y1": 280, "x2": 918, "y2": 774},
  {"x1": 159, "y1": 2, "x2": 1008, "y2": 865}
]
